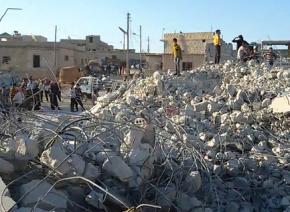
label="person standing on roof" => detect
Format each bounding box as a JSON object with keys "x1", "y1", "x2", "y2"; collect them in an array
[
  {"x1": 172, "y1": 38, "x2": 182, "y2": 76},
  {"x1": 213, "y1": 30, "x2": 222, "y2": 64},
  {"x1": 232, "y1": 35, "x2": 249, "y2": 51}
]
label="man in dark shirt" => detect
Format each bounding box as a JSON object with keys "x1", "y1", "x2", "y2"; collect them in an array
[
  {"x1": 232, "y1": 35, "x2": 249, "y2": 51},
  {"x1": 49, "y1": 82, "x2": 61, "y2": 110}
]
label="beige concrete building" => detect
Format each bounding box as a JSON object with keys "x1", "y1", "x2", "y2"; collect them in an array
[
  {"x1": 162, "y1": 32, "x2": 233, "y2": 70},
  {"x1": 0, "y1": 40, "x2": 85, "y2": 79},
  {"x1": 60, "y1": 35, "x2": 141, "y2": 66},
  {"x1": 144, "y1": 54, "x2": 162, "y2": 71},
  {"x1": 0, "y1": 32, "x2": 142, "y2": 80}
]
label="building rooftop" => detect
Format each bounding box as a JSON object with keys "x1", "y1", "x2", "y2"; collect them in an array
[{"x1": 262, "y1": 40, "x2": 290, "y2": 46}]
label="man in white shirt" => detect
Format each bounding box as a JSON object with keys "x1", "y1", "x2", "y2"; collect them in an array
[
  {"x1": 13, "y1": 87, "x2": 25, "y2": 107},
  {"x1": 237, "y1": 42, "x2": 249, "y2": 62}
]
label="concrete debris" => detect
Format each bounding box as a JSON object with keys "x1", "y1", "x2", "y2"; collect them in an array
[
  {"x1": 0, "y1": 177, "x2": 17, "y2": 212},
  {"x1": 1, "y1": 61, "x2": 290, "y2": 211},
  {"x1": 102, "y1": 156, "x2": 134, "y2": 182},
  {"x1": 19, "y1": 180, "x2": 67, "y2": 210}
]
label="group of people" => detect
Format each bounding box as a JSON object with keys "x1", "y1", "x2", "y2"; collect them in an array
[
  {"x1": 0, "y1": 77, "x2": 62, "y2": 111},
  {"x1": 171, "y1": 30, "x2": 278, "y2": 75}
]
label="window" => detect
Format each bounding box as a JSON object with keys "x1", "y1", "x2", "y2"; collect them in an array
[
  {"x1": 64, "y1": 55, "x2": 69, "y2": 61},
  {"x1": 89, "y1": 37, "x2": 93, "y2": 43},
  {"x1": 182, "y1": 62, "x2": 192, "y2": 71},
  {"x1": 2, "y1": 56, "x2": 11, "y2": 64},
  {"x1": 33, "y1": 55, "x2": 40, "y2": 68}
]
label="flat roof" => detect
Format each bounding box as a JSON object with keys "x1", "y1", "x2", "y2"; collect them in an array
[{"x1": 262, "y1": 40, "x2": 290, "y2": 45}]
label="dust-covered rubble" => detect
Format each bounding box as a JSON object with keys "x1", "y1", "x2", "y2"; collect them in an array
[{"x1": 1, "y1": 60, "x2": 290, "y2": 211}]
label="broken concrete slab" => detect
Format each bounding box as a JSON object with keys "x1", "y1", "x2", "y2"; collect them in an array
[
  {"x1": 19, "y1": 180, "x2": 67, "y2": 210},
  {"x1": 102, "y1": 156, "x2": 134, "y2": 182},
  {"x1": 270, "y1": 96, "x2": 290, "y2": 114}
]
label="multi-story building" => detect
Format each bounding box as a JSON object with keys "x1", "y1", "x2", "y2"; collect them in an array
[
  {"x1": 162, "y1": 32, "x2": 233, "y2": 70},
  {"x1": 0, "y1": 32, "x2": 141, "y2": 80}
]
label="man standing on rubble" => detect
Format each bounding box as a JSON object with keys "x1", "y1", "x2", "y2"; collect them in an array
[
  {"x1": 264, "y1": 47, "x2": 277, "y2": 67},
  {"x1": 172, "y1": 38, "x2": 182, "y2": 76},
  {"x1": 232, "y1": 35, "x2": 249, "y2": 51},
  {"x1": 213, "y1": 30, "x2": 222, "y2": 64}
]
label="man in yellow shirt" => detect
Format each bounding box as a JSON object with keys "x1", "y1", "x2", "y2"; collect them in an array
[
  {"x1": 213, "y1": 29, "x2": 221, "y2": 64},
  {"x1": 172, "y1": 38, "x2": 182, "y2": 76}
]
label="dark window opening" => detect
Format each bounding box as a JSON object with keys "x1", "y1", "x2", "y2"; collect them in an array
[
  {"x1": 64, "y1": 55, "x2": 69, "y2": 61},
  {"x1": 182, "y1": 62, "x2": 192, "y2": 71},
  {"x1": 2, "y1": 56, "x2": 11, "y2": 64},
  {"x1": 33, "y1": 55, "x2": 40, "y2": 68},
  {"x1": 202, "y1": 39, "x2": 206, "y2": 43},
  {"x1": 89, "y1": 37, "x2": 93, "y2": 43}
]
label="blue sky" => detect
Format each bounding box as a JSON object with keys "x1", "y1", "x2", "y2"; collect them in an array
[{"x1": 1, "y1": 0, "x2": 290, "y2": 52}]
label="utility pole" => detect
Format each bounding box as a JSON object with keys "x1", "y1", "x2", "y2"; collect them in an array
[
  {"x1": 147, "y1": 36, "x2": 150, "y2": 53},
  {"x1": 123, "y1": 33, "x2": 125, "y2": 50},
  {"x1": 161, "y1": 28, "x2": 165, "y2": 71},
  {"x1": 126, "y1": 13, "x2": 130, "y2": 78},
  {"x1": 54, "y1": 25, "x2": 57, "y2": 73},
  {"x1": 139, "y1": 25, "x2": 142, "y2": 69}
]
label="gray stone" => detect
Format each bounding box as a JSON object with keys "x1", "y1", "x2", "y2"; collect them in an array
[
  {"x1": 281, "y1": 196, "x2": 290, "y2": 208},
  {"x1": 192, "y1": 101, "x2": 209, "y2": 112},
  {"x1": 19, "y1": 180, "x2": 67, "y2": 210},
  {"x1": 14, "y1": 208, "x2": 46, "y2": 212},
  {"x1": 184, "y1": 171, "x2": 202, "y2": 193},
  {"x1": 175, "y1": 193, "x2": 200, "y2": 211},
  {"x1": 226, "y1": 159, "x2": 240, "y2": 176},
  {"x1": 0, "y1": 177, "x2": 17, "y2": 212},
  {"x1": 262, "y1": 98, "x2": 271, "y2": 108},
  {"x1": 102, "y1": 156, "x2": 133, "y2": 182},
  {"x1": 41, "y1": 144, "x2": 99, "y2": 179},
  {"x1": 225, "y1": 201, "x2": 240, "y2": 212},
  {"x1": 0, "y1": 158, "x2": 15, "y2": 174},
  {"x1": 226, "y1": 84, "x2": 237, "y2": 97}
]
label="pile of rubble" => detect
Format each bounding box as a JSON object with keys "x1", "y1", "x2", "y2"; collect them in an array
[{"x1": 1, "y1": 60, "x2": 290, "y2": 212}]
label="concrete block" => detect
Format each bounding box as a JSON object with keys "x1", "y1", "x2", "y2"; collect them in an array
[
  {"x1": 0, "y1": 158, "x2": 15, "y2": 174},
  {"x1": 19, "y1": 180, "x2": 67, "y2": 210},
  {"x1": 102, "y1": 156, "x2": 133, "y2": 182}
]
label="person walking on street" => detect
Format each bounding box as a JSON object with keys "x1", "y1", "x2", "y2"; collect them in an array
[
  {"x1": 49, "y1": 82, "x2": 61, "y2": 110},
  {"x1": 13, "y1": 87, "x2": 25, "y2": 108},
  {"x1": 70, "y1": 82, "x2": 78, "y2": 112},
  {"x1": 172, "y1": 38, "x2": 182, "y2": 76},
  {"x1": 75, "y1": 84, "x2": 85, "y2": 111},
  {"x1": 44, "y1": 79, "x2": 50, "y2": 102},
  {"x1": 213, "y1": 30, "x2": 222, "y2": 64},
  {"x1": 38, "y1": 79, "x2": 44, "y2": 102}
]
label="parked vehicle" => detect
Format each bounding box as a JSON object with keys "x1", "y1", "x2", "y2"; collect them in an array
[
  {"x1": 75, "y1": 76, "x2": 121, "y2": 100},
  {"x1": 75, "y1": 76, "x2": 102, "y2": 100}
]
